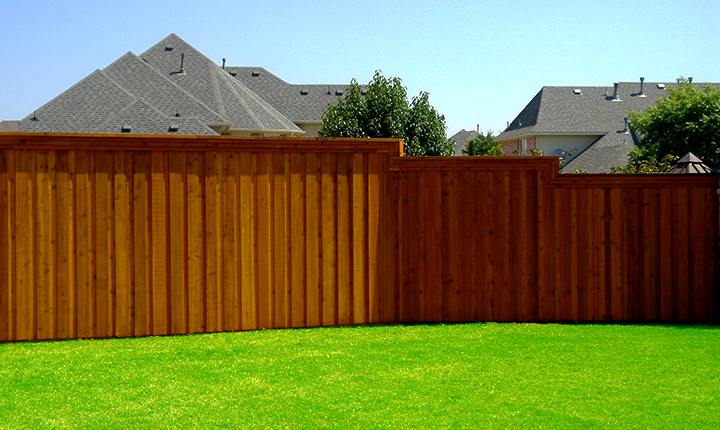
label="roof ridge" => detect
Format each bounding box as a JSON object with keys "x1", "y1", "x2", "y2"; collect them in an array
[{"x1": 113, "y1": 50, "x2": 225, "y2": 121}]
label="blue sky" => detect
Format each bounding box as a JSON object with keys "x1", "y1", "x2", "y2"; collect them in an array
[{"x1": 1, "y1": 0, "x2": 719, "y2": 136}]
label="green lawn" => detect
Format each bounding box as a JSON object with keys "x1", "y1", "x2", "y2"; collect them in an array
[{"x1": 1, "y1": 323, "x2": 718, "y2": 429}]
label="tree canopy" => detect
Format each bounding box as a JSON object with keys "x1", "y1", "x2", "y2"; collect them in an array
[
  {"x1": 319, "y1": 71, "x2": 454, "y2": 156},
  {"x1": 624, "y1": 78, "x2": 720, "y2": 171},
  {"x1": 461, "y1": 130, "x2": 502, "y2": 156}
]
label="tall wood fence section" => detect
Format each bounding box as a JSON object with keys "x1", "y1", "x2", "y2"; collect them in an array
[
  {"x1": 389, "y1": 157, "x2": 719, "y2": 323},
  {"x1": 0, "y1": 133, "x2": 399, "y2": 342},
  {"x1": 0, "y1": 133, "x2": 718, "y2": 342}
]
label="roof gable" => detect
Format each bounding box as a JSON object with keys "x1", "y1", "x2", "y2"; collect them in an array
[{"x1": 18, "y1": 33, "x2": 302, "y2": 135}]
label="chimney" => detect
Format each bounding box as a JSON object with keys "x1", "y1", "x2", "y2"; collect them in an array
[
  {"x1": 689, "y1": 76, "x2": 693, "y2": 83},
  {"x1": 222, "y1": 58, "x2": 226, "y2": 69},
  {"x1": 638, "y1": 76, "x2": 646, "y2": 97},
  {"x1": 612, "y1": 82, "x2": 621, "y2": 101},
  {"x1": 179, "y1": 53, "x2": 186, "y2": 75}
]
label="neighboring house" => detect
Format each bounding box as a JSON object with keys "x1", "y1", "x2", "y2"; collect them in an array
[
  {"x1": 496, "y1": 79, "x2": 720, "y2": 173},
  {"x1": 450, "y1": 128, "x2": 479, "y2": 156},
  {"x1": 11, "y1": 34, "x2": 351, "y2": 137}
]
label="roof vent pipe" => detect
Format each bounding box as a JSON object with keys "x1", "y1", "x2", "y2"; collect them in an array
[
  {"x1": 639, "y1": 76, "x2": 646, "y2": 97},
  {"x1": 612, "y1": 82, "x2": 621, "y2": 101},
  {"x1": 222, "y1": 58, "x2": 226, "y2": 69},
  {"x1": 624, "y1": 117, "x2": 630, "y2": 134},
  {"x1": 688, "y1": 76, "x2": 693, "y2": 83}
]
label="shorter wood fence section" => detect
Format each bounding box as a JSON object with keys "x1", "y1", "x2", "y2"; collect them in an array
[{"x1": 0, "y1": 133, "x2": 718, "y2": 342}]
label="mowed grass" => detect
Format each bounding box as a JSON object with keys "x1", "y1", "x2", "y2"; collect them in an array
[{"x1": 1, "y1": 323, "x2": 718, "y2": 429}]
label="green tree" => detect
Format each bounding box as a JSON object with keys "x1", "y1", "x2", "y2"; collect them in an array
[
  {"x1": 625, "y1": 77, "x2": 720, "y2": 169},
  {"x1": 461, "y1": 130, "x2": 502, "y2": 156},
  {"x1": 319, "y1": 71, "x2": 454, "y2": 156}
]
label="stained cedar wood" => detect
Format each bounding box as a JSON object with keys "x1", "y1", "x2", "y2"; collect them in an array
[
  {"x1": 272, "y1": 153, "x2": 289, "y2": 328},
  {"x1": 239, "y1": 153, "x2": 257, "y2": 330},
  {"x1": 367, "y1": 153, "x2": 381, "y2": 323},
  {"x1": 204, "y1": 151, "x2": 222, "y2": 332},
  {"x1": 441, "y1": 170, "x2": 459, "y2": 321},
  {"x1": 659, "y1": 188, "x2": 672, "y2": 320},
  {"x1": 380, "y1": 154, "x2": 395, "y2": 324},
  {"x1": 456, "y1": 171, "x2": 473, "y2": 321},
  {"x1": 352, "y1": 153, "x2": 367, "y2": 324},
  {"x1": 94, "y1": 151, "x2": 113, "y2": 338},
  {"x1": 676, "y1": 189, "x2": 690, "y2": 320},
  {"x1": 641, "y1": 188, "x2": 658, "y2": 320},
  {"x1": 114, "y1": 152, "x2": 132, "y2": 338},
  {"x1": 187, "y1": 151, "x2": 206, "y2": 333},
  {"x1": 321, "y1": 153, "x2": 337, "y2": 326},
  {"x1": 35, "y1": 150, "x2": 55, "y2": 340},
  {"x1": 74, "y1": 151, "x2": 93, "y2": 338},
  {"x1": 336, "y1": 154, "x2": 351, "y2": 326},
  {"x1": 151, "y1": 151, "x2": 169, "y2": 335},
  {"x1": 16, "y1": 150, "x2": 35, "y2": 340},
  {"x1": 395, "y1": 169, "x2": 408, "y2": 322},
  {"x1": 1, "y1": 133, "x2": 719, "y2": 342},
  {"x1": 305, "y1": 153, "x2": 321, "y2": 327},
  {"x1": 256, "y1": 152, "x2": 273, "y2": 330},
  {"x1": 691, "y1": 187, "x2": 707, "y2": 320},
  {"x1": 290, "y1": 152, "x2": 306, "y2": 328},
  {"x1": 0, "y1": 150, "x2": 9, "y2": 340},
  {"x1": 169, "y1": 152, "x2": 188, "y2": 335},
  {"x1": 55, "y1": 151, "x2": 74, "y2": 339},
  {"x1": 406, "y1": 170, "x2": 422, "y2": 321},
  {"x1": 554, "y1": 188, "x2": 570, "y2": 321},
  {"x1": 424, "y1": 170, "x2": 443, "y2": 321},
  {"x1": 133, "y1": 152, "x2": 151, "y2": 336}
]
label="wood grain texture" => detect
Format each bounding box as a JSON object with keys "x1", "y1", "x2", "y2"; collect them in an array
[{"x1": 0, "y1": 133, "x2": 717, "y2": 342}]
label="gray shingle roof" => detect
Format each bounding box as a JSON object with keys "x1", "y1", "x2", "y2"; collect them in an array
[
  {"x1": 498, "y1": 81, "x2": 720, "y2": 172},
  {"x1": 226, "y1": 67, "x2": 353, "y2": 123},
  {"x1": 18, "y1": 33, "x2": 302, "y2": 136}
]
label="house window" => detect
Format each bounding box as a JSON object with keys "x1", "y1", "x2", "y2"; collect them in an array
[{"x1": 520, "y1": 139, "x2": 528, "y2": 155}]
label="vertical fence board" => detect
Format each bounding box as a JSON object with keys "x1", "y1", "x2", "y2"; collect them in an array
[
  {"x1": 659, "y1": 188, "x2": 672, "y2": 320},
  {"x1": 367, "y1": 153, "x2": 382, "y2": 323},
  {"x1": 675, "y1": 189, "x2": 690, "y2": 320},
  {"x1": 169, "y1": 152, "x2": 187, "y2": 335},
  {"x1": 0, "y1": 150, "x2": 9, "y2": 341},
  {"x1": 240, "y1": 153, "x2": 257, "y2": 330},
  {"x1": 352, "y1": 153, "x2": 367, "y2": 323},
  {"x1": 114, "y1": 152, "x2": 133, "y2": 337},
  {"x1": 204, "y1": 152, "x2": 221, "y2": 332},
  {"x1": 305, "y1": 153, "x2": 321, "y2": 327},
  {"x1": 222, "y1": 152, "x2": 239, "y2": 331},
  {"x1": 272, "y1": 153, "x2": 290, "y2": 328},
  {"x1": 321, "y1": 153, "x2": 337, "y2": 326},
  {"x1": 187, "y1": 152, "x2": 206, "y2": 333},
  {"x1": 256, "y1": 152, "x2": 273, "y2": 330},
  {"x1": 151, "y1": 151, "x2": 169, "y2": 335},
  {"x1": 133, "y1": 152, "x2": 151, "y2": 336},
  {"x1": 336, "y1": 154, "x2": 352, "y2": 325},
  {"x1": 54, "y1": 152, "x2": 74, "y2": 339},
  {"x1": 290, "y1": 152, "x2": 306, "y2": 328},
  {"x1": 35, "y1": 151, "x2": 56, "y2": 340}
]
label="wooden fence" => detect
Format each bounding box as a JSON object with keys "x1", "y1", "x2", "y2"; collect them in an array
[{"x1": 0, "y1": 133, "x2": 717, "y2": 342}]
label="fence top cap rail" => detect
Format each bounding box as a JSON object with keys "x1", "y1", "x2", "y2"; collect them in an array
[{"x1": 0, "y1": 132, "x2": 404, "y2": 156}]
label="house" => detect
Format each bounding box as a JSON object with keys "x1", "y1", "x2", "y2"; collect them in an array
[
  {"x1": 450, "y1": 128, "x2": 479, "y2": 156},
  {"x1": 495, "y1": 79, "x2": 720, "y2": 173},
  {"x1": 11, "y1": 34, "x2": 351, "y2": 137}
]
